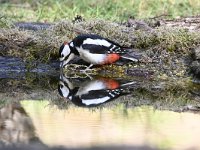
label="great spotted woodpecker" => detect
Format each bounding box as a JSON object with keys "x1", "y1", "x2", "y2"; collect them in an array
[
  {"x1": 58, "y1": 75, "x2": 136, "y2": 107},
  {"x1": 59, "y1": 34, "x2": 138, "y2": 68}
]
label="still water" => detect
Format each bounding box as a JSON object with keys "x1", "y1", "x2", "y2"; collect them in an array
[
  {"x1": 2, "y1": 100, "x2": 197, "y2": 150},
  {"x1": 0, "y1": 63, "x2": 200, "y2": 150}
]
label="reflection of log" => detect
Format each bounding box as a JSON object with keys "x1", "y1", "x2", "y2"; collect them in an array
[{"x1": 0, "y1": 103, "x2": 39, "y2": 146}]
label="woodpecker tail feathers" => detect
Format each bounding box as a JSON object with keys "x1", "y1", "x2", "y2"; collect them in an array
[
  {"x1": 113, "y1": 81, "x2": 136, "y2": 95},
  {"x1": 121, "y1": 56, "x2": 139, "y2": 62},
  {"x1": 121, "y1": 49, "x2": 142, "y2": 62},
  {"x1": 121, "y1": 81, "x2": 137, "y2": 87}
]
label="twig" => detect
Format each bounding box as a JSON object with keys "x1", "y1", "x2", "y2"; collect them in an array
[{"x1": 149, "y1": 14, "x2": 172, "y2": 20}]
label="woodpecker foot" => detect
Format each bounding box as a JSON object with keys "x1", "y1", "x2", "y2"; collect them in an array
[
  {"x1": 84, "y1": 72, "x2": 94, "y2": 80},
  {"x1": 85, "y1": 64, "x2": 94, "y2": 70},
  {"x1": 80, "y1": 64, "x2": 94, "y2": 72}
]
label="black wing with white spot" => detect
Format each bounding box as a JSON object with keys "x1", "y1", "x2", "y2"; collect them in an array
[
  {"x1": 73, "y1": 34, "x2": 127, "y2": 54},
  {"x1": 71, "y1": 88, "x2": 124, "y2": 107},
  {"x1": 81, "y1": 44, "x2": 126, "y2": 54}
]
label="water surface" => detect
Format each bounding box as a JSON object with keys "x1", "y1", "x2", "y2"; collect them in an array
[
  {"x1": 15, "y1": 100, "x2": 200, "y2": 150},
  {"x1": 0, "y1": 59, "x2": 200, "y2": 150}
]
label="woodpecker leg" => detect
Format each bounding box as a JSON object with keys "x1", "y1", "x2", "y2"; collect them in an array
[
  {"x1": 80, "y1": 64, "x2": 95, "y2": 78},
  {"x1": 80, "y1": 64, "x2": 93, "y2": 72},
  {"x1": 85, "y1": 64, "x2": 93, "y2": 71},
  {"x1": 84, "y1": 72, "x2": 93, "y2": 80}
]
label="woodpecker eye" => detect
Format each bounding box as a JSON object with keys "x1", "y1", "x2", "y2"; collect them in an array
[{"x1": 61, "y1": 54, "x2": 64, "y2": 57}]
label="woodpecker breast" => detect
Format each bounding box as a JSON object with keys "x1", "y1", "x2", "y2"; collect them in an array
[{"x1": 76, "y1": 46, "x2": 107, "y2": 65}]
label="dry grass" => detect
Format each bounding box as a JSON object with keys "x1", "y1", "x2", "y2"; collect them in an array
[{"x1": 0, "y1": 19, "x2": 200, "y2": 62}]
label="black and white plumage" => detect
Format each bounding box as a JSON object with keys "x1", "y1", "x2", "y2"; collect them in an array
[
  {"x1": 58, "y1": 75, "x2": 136, "y2": 107},
  {"x1": 59, "y1": 34, "x2": 138, "y2": 68}
]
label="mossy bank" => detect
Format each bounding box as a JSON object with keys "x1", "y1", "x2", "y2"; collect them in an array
[
  {"x1": 0, "y1": 17, "x2": 200, "y2": 79},
  {"x1": 0, "y1": 16, "x2": 199, "y2": 111}
]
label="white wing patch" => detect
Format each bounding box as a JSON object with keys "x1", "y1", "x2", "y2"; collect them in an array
[
  {"x1": 82, "y1": 96, "x2": 110, "y2": 105},
  {"x1": 83, "y1": 38, "x2": 111, "y2": 47}
]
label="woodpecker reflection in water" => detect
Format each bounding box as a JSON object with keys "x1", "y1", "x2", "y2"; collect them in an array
[{"x1": 58, "y1": 73, "x2": 137, "y2": 107}]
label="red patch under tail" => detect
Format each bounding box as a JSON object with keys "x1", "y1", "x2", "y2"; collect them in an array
[{"x1": 103, "y1": 54, "x2": 120, "y2": 64}]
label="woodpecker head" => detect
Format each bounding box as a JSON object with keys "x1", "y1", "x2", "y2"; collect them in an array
[
  {"x1": 59, "y1": 42, "x2": 75, "y2": 68},
  {"x1": 58, "y1": 74, "x2": 75, "y2": 100},
  {"x1": 58, "y1": 81, "x2": 71, "y2": 99}
]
